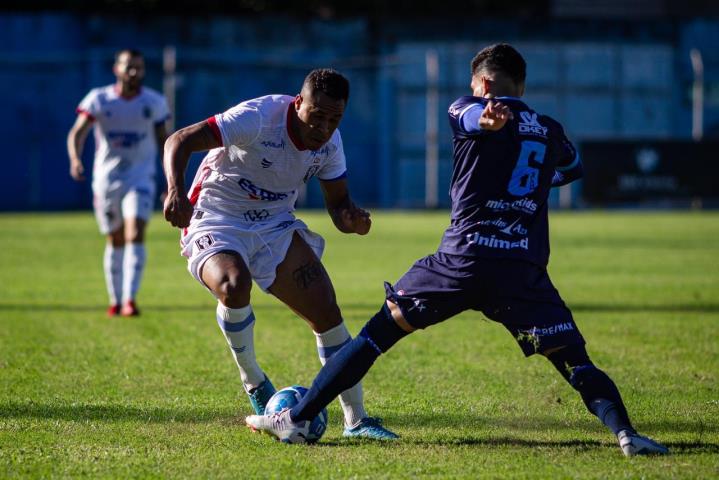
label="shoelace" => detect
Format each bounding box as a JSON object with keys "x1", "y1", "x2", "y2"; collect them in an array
[{"x1": 269, "y1": 411, "x2": 289, "y2": 429}]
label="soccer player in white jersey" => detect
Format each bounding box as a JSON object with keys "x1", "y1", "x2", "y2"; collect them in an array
[
  {"x1": 67, "y1": 49, "x2": 170, "y2": 317},
  {"x1": 162, "y1": 69, "x2": 397, "y2": 440}
]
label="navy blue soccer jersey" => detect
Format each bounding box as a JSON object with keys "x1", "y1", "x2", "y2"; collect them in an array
[{"x1": 439, "y1": 96, "x2": 581, "y2": 266}]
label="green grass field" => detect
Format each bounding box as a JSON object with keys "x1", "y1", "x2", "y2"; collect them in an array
[{"x1": 1, "y1": 210, "x2": 718, "y2": 478}]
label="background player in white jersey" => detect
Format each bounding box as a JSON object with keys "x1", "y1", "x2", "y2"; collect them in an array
[
  {"x1": 67, "y1": 49, "x2": 170, "y2": 317},
  {"x1": 162, "y1": 69, "x2": 397, "y2": 440}
]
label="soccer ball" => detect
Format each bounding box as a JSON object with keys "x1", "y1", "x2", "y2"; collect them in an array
[{"x1": 265, "y1": 385, "x2": 328, "y2": 444}]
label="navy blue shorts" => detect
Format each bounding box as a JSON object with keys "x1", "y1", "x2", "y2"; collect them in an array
[{"x1": 388, "y1": 252, "x2": 585, "y2": 356}]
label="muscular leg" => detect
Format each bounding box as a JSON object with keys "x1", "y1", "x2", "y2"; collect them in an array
[
  {"x1": 269, "y1": 232, "x2": 367, "y2": 426},
  {"x1": 202, "y1": 251, "x2": 266, "y2": 392},
  {"x1": 289, "y1": 299, "x2": 409, "y2": 424},
  {"x1": 543, "y1": 344, "x2": 634, "y2": 435},
  {"x1": 268, "y1": 232, "x2": 341, "y2": 333}
]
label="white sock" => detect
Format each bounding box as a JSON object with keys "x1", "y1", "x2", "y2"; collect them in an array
[
  {"x1": 103, "y1": 244, "x2": 124, "y2": 305},
  {"x1": 315, "y1": 322, "x2": 367, "y2": 427},
  {"x1": 122, "y1": 243, "x2": 146, "y2": 302},
  {"x1": 216, "y1": 302, "x2": 265, "y2": 392}
]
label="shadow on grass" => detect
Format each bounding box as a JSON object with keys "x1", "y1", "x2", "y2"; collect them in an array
[
  {"x1": 2, "y1": 301, "x2": 719, "y2": 314},
  {"x1": 375, "y1": 411, "x2": 719, "y2": 435},
  {"x1": 320, "y1": 436, "x2": 719, "y2": 454},
  {"x1": 4, "y1": 401, "x2": 717, "y2": 454},
  {"x1": 0, "y1": 401, "x2": 233, "y2": 424}
]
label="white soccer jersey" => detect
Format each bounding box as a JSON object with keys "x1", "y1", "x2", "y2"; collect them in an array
[
  {"x1": 188, "y1": 95, "x2": 347, "y2": 221},
  {"x1": 77, "y1": 85, "x2": 170, "y2": 190}
]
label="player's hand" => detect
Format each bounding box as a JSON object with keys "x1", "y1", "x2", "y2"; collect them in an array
[
  {"x1": 163, "y1": 189, "x2": 193, "y2": 228},
  {"x1": 70, "y1": 161, "x2": 85, "y2": 181},
  {"x1": 340, "y1": 206, "x2": 371, "y2": 235},
  {"x1": 479, "y1": 99, "x2": 513, "y2": 131}
]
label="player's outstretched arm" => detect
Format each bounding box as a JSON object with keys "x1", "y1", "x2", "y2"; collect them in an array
[
  {"x1": 163, "y1": 120, "x2": 221, "y2": 228},
  {"x1": 66, "y1": 114, "x2": 93, "y2": 181},
  {"x1": 320, "y1": 178, "x2": 371, "y2": 235}
]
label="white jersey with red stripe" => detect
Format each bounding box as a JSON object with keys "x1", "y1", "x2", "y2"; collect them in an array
[
  {"x1": 187, "y1": 94, "x2": 347, "y2": 222},
  {"x1": 77, "y1": 85, "x2": 170, "y2": 192}
]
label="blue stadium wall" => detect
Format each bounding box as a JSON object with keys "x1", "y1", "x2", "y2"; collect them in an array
[{"x1": 0, "y1": 13, "x2": 717, "y2": 211}]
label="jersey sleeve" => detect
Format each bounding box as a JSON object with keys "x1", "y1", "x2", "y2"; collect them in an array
[
  {"x1": 317, "y1": 131, "x2": 347, "y2": 181},
  {"x1": 448, "y1": 97, "x2": 485, "y2": 135},
  {"x1": 154, "y1": 95, "x2": 171, "y2": 125},
  {"x1": 213, "y1": 103, "x2": 262, "y2": 148},
  {"x1": 551, "y1": 124, "x2": 583, "y2": 186},
  {"x1": 76, "y1": 89, "x2": 100, "y2": 120}
]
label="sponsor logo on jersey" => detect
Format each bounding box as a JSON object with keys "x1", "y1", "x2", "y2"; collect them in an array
[
  {"x1": 310, "y1": 145, "x2": 331, "y2": 158},
  {"x1": 195, "y1": 233, "x2": 215, "y2": 251},
  {"x1": 276, "y1": 220, "x2": 294, "y2": 230},
  {"x1": 476, "y1": 217, "x2": 528, "y2": 236},
  {"x1": 261, "y1": 158, "x2": 273, "y2": 168},
  {"x1": 518, "y1": 111, "x2": 548, "y2": 137},
  {"x1": 243, "y1": 209, "x2": 270, "y2": 222},
  {"x1": 465, "y1": 233, "x2": 529, "y2": 250},
  {"x1": 261, "y1": 139, "x2": 285, "y2": 150},
  {"x1": 107, "y1": 131, "x2": 147, "y2": 148},
  {"x1": 485, "y1": 197, "x2": 538, "y2": 214},
  {"x1": 237, "y1": 178, "x2": 290, "y2": 201}
]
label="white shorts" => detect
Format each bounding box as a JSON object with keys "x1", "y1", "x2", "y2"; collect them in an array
[
  {"x1": 181, "y1": 210, "x2": 325, "y2": 293},
  {"x1": 93, "y1": 182, "x2": 155, "y2": 234}
]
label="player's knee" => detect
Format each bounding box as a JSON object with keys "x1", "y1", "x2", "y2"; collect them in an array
[
  {"x1": 544, "y1": 343, "x2": 592, "y2": 380},
  {"x1": 310, "y1": 301, "x2": 343, "y2": 333},
  {"x1": 216, "y1": 274, "x2": 252, "y2": 308},
  {"x1": 359, "y1": 303, "x2": 409, "y2": 354}
]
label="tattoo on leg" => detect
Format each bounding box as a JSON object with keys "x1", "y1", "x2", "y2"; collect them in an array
[{"x1": 292, "y1": 261, "x2": 325, "y2": 289}]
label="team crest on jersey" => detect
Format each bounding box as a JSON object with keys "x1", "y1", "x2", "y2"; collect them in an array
[
  {"x1": 518, "y1": 111, "x2": 548, "y2": 137},
  {"x1": 195, "y1": 233, "x2": 215, "y2": 251},
  {"x1": 303, "y1": 165, "x2": 321, "y2": 183}
]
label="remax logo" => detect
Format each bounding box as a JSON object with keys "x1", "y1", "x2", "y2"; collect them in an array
[{"x1": 519, "y1": 111, "x2": 548, "y2": 136}]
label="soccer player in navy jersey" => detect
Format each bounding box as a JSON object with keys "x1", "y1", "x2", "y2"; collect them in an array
[{"x1": 246, "y1": 44, "x2": 669, "y2": 456}]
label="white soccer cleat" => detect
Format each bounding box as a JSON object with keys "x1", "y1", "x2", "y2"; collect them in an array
[
  {"x1": 245, "y1": 409, "x2": 310, "y2": 444},
  {"x1": 618, "y1": 430, "x2": 669, "y2": 457}
]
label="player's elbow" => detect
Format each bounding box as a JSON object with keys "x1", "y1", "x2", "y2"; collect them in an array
[{"x1": 164, "y1": 129, "x2": 192, "y2": 160}]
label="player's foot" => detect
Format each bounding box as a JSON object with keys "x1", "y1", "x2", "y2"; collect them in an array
[
  {"x1": 107, "y1": 304, "x2": 121, "y2": 317},
  {"x1": 618, "y1": 430, "x2": 669, "y2": 457},
  {"x1": 120, "y1": 300, "x2": 140, "y2": 317},
  {"x1": 246, "y1": 409, "x2": 310, "y2": 444},
  {"x1": 343, "y1": 417, "x2": 399, "y2": 440},
  {"x1": 247, "y1": 376, "x2": 276, "y2": 414}
]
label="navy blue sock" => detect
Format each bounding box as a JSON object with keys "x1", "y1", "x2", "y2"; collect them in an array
[
  {"x1": 588, "y1": 398, "x2": 634, "y2": 435},
  {"x1": 290, "y1": 305, "x2": 408, "y2": 423},
  {"x1": 546, "y1": 346, "x2": 634, "y2": 435}
]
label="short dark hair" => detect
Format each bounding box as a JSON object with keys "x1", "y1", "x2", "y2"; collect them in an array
[
  {"x1": 114, "y1": 48, "x2": 143, "y2": 63},
  {"x1": 471, "y1": 43, "x2": 526, "y2": 86},
  {"x1": 302, "y1": 68, "x2": 350, "y2": 102}
]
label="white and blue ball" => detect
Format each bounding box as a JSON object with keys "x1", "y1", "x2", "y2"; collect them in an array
[{"x1": 265, "y1": 385, "x2": 328, "y2": 443}]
